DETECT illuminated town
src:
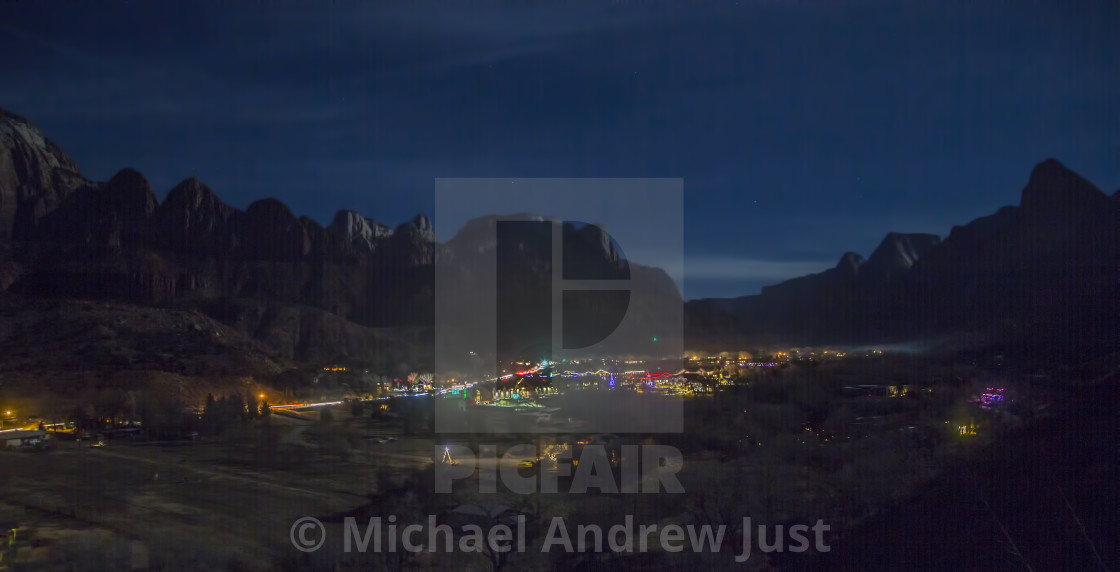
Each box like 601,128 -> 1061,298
0,1 -> 1115,569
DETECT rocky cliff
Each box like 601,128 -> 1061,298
0,107 -> 679,372
4,106 -> 1115,368
0,108 -> 89,240
0,107 -> 437,369
686,158 -> 1120,354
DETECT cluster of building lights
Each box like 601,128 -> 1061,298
979,387 -> 1005,406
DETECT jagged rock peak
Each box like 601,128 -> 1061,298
246,197 -> 297,220
0,108 -> 28,123
836,251 -> 865,275
566,222 -> 623,264
1020,158 -> 1106,212
164,177 -> 225,209
399,213 -> 435,242
329,209 -> 393,253
104,168 -> 159,224
445,213 -> 547,247
31,167 -> 157,247
0,107 -> 81,175
867,232 -> 941,270
411,213 -> 434,240
243,198 -> 308,260
106,168 -> 153,196
153,176 -> 239,253
947,205 -> 1018,243
0,108 -> 88,238
380,213 -> 435,266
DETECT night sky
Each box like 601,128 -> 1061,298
2,0 -> 1116,299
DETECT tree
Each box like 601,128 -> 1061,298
230,393 -> 247,421
201,396 -> 222,436
259,400 -> 271,419
136,389 -> 189,440
201,394 -> 241,437
246,393 -> 259,420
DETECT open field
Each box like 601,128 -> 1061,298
0,410 -> 435,571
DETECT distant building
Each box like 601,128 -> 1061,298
0,429 -> 50,450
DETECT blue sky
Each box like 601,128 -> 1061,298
2,0 -> 1116,299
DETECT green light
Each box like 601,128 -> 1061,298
652,337 -> 658,342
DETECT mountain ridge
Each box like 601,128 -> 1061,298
0,107 -> 679,372
0,107 -> 439,370
3,106 -> 1116,369
685,157 -> 1120,356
